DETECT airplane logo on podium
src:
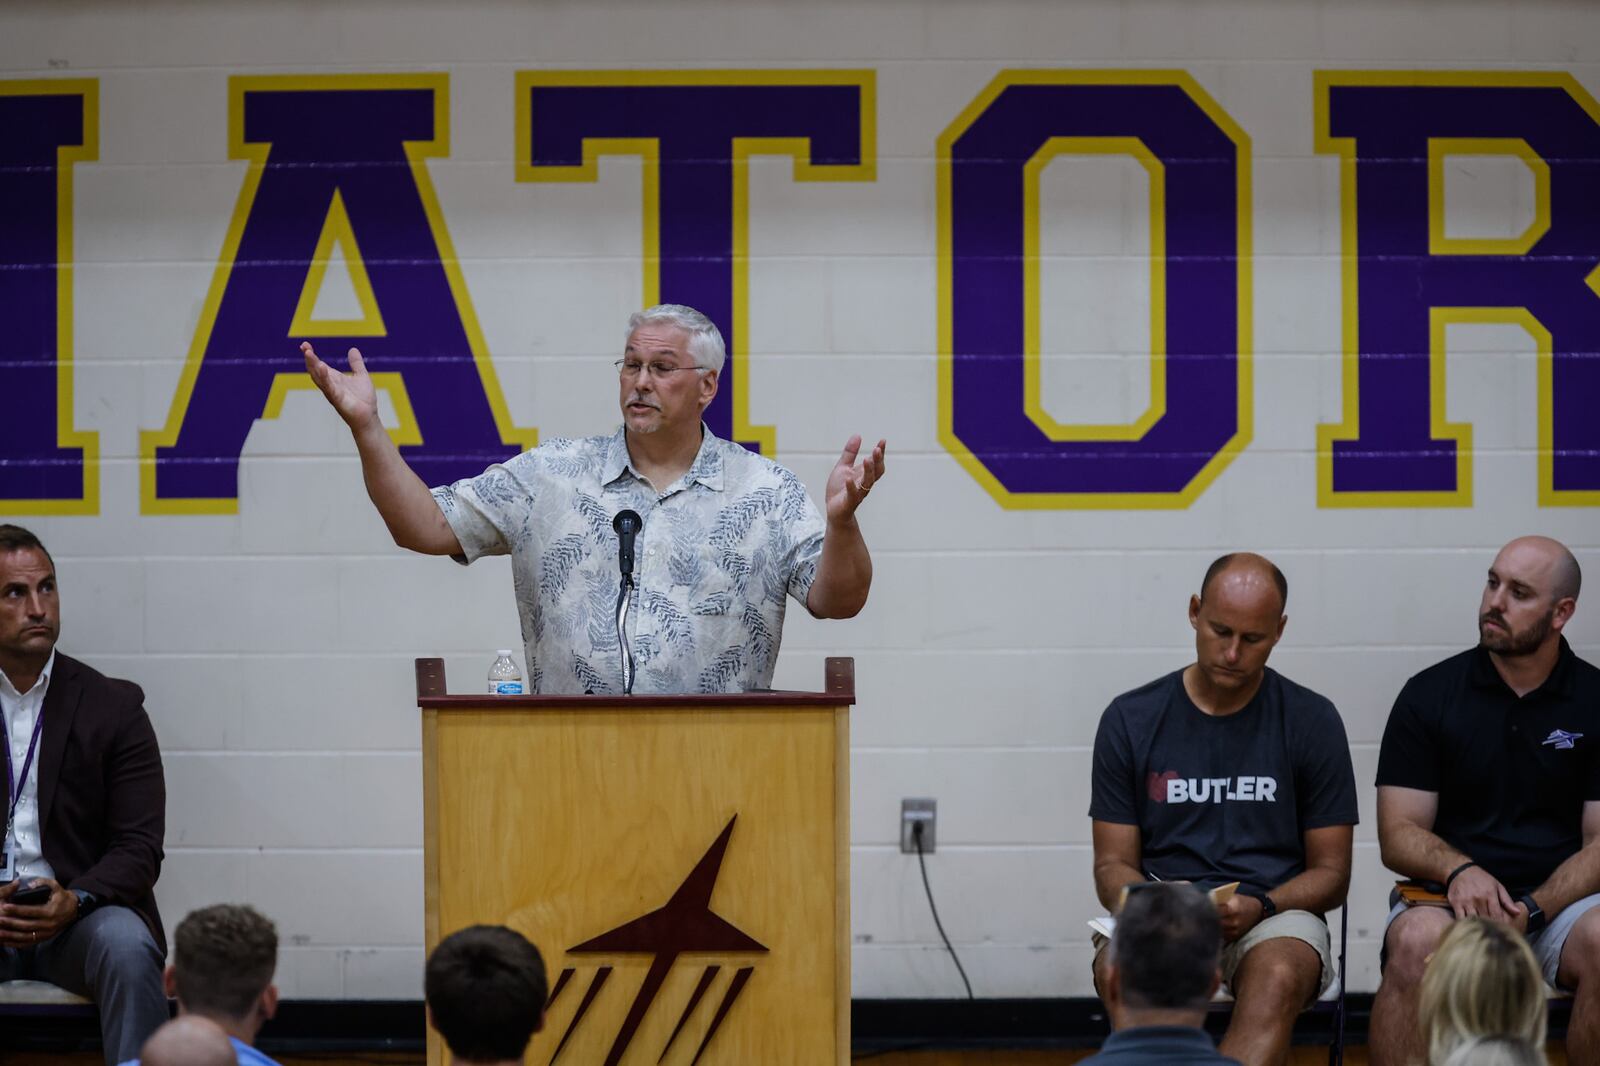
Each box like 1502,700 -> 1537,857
545,815 -> 768,1065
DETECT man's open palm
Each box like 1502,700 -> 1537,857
302,341 -> 379,432
825,435 -> 886,525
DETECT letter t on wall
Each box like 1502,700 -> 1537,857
516,71 -> 876,455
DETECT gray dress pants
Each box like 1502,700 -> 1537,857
0,905 -> 169,1065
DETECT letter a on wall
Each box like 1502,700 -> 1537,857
515,70 -> 875,455
141,75 -> 535,514
0,81 -> 99,515
938,71 -> 1252,508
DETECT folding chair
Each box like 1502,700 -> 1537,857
1321,905 -> 1349,1066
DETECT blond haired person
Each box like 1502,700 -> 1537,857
1420,918 -> 1547,1066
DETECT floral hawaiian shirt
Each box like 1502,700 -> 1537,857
432,425 -> 825,694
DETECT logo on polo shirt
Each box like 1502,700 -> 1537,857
1147,771 -> 1278,803
1541,729 -> 1584,750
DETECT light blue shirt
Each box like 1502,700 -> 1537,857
433,425 -> 825,694
231,1038 -> 280,1066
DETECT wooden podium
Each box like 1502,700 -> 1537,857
416,657 -> 855,1065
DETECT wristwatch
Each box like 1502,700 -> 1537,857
71,889 -> 99,921
1519,895 -> 1546,936
1243,889 -> 1278,920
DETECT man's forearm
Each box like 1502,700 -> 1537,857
1380,819 -> 1472,883
73,838 -> 163,903
1532,842 -> 1600,916
83,710 -> 166,903
352,420 -> 459,555
807,517 -> 871,618
1265,864 -> 1349,916
1093,860 -> 1146,912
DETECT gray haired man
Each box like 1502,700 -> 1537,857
302,304 -> 886,694
1085,882 -> 1241,1065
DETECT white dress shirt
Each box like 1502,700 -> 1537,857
1,649 -> 57,880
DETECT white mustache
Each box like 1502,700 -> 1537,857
626,395 -> 661,410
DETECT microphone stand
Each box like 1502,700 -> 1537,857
615,572 -> 636,696
612,509 -> 643,695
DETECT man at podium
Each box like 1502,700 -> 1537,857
302,303 -> 884,694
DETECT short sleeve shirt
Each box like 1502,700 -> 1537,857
431,425 -> 825,694
1375,639 -> 1600,896
1089,668 -> 1360,896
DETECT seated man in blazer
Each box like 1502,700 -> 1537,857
0,524 -> 168,1064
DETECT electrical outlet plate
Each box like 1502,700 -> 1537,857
900,797 -> 936,854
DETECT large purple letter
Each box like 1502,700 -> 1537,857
142,74 -> 534,514
1317,73 -> 1600,506
938,72 -> 1251,508
0,81 -> 98,514
517,71 -> 875,454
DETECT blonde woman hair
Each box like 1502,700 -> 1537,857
1420,918 -> 1547,1066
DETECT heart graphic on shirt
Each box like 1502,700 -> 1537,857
1147,770 -> 1178,804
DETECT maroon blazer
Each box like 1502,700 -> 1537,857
36,653 -> 167,954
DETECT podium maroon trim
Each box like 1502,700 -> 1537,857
414,656 -> 855,707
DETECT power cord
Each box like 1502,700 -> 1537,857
912,819 -> 973,999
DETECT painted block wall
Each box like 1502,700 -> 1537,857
2,0 -> 1597,1000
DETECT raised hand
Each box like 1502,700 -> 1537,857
824,435 -> 886,526
302,341 -> 380,432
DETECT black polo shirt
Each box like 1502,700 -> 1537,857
1375,637 -> 1600,897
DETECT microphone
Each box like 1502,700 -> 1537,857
612,510 -> 643,695
613,509 -> 642,580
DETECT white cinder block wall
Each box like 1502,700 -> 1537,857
3,0 -> 1596,1000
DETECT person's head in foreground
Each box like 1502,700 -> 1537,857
1105,881 -> 1223,1027
1441,1035 -> 1548,1066
425,925 -> 548,1064
170,904 -> 279,1041
138,1015 -> 238,1066
1420,918 -> 1546,1066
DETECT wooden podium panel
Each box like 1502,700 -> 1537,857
419,660 -> 852,1065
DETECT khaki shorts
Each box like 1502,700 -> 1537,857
1093,909 -> 1335,1002
1220,910 -> 1335,1000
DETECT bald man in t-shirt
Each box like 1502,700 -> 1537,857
1089,553 -> 1358,1066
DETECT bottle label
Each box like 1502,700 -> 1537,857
494,681 -> 524,695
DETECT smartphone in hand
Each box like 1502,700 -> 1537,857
8,879 -> 53,906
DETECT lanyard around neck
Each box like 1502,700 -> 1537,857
3,699 -> 48,839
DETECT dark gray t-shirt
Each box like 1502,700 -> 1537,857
1088,667 -> 1359,895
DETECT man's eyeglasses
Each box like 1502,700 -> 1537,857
614,359 -> 705,379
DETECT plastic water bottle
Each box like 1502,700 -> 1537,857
487,650 -> 524,695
